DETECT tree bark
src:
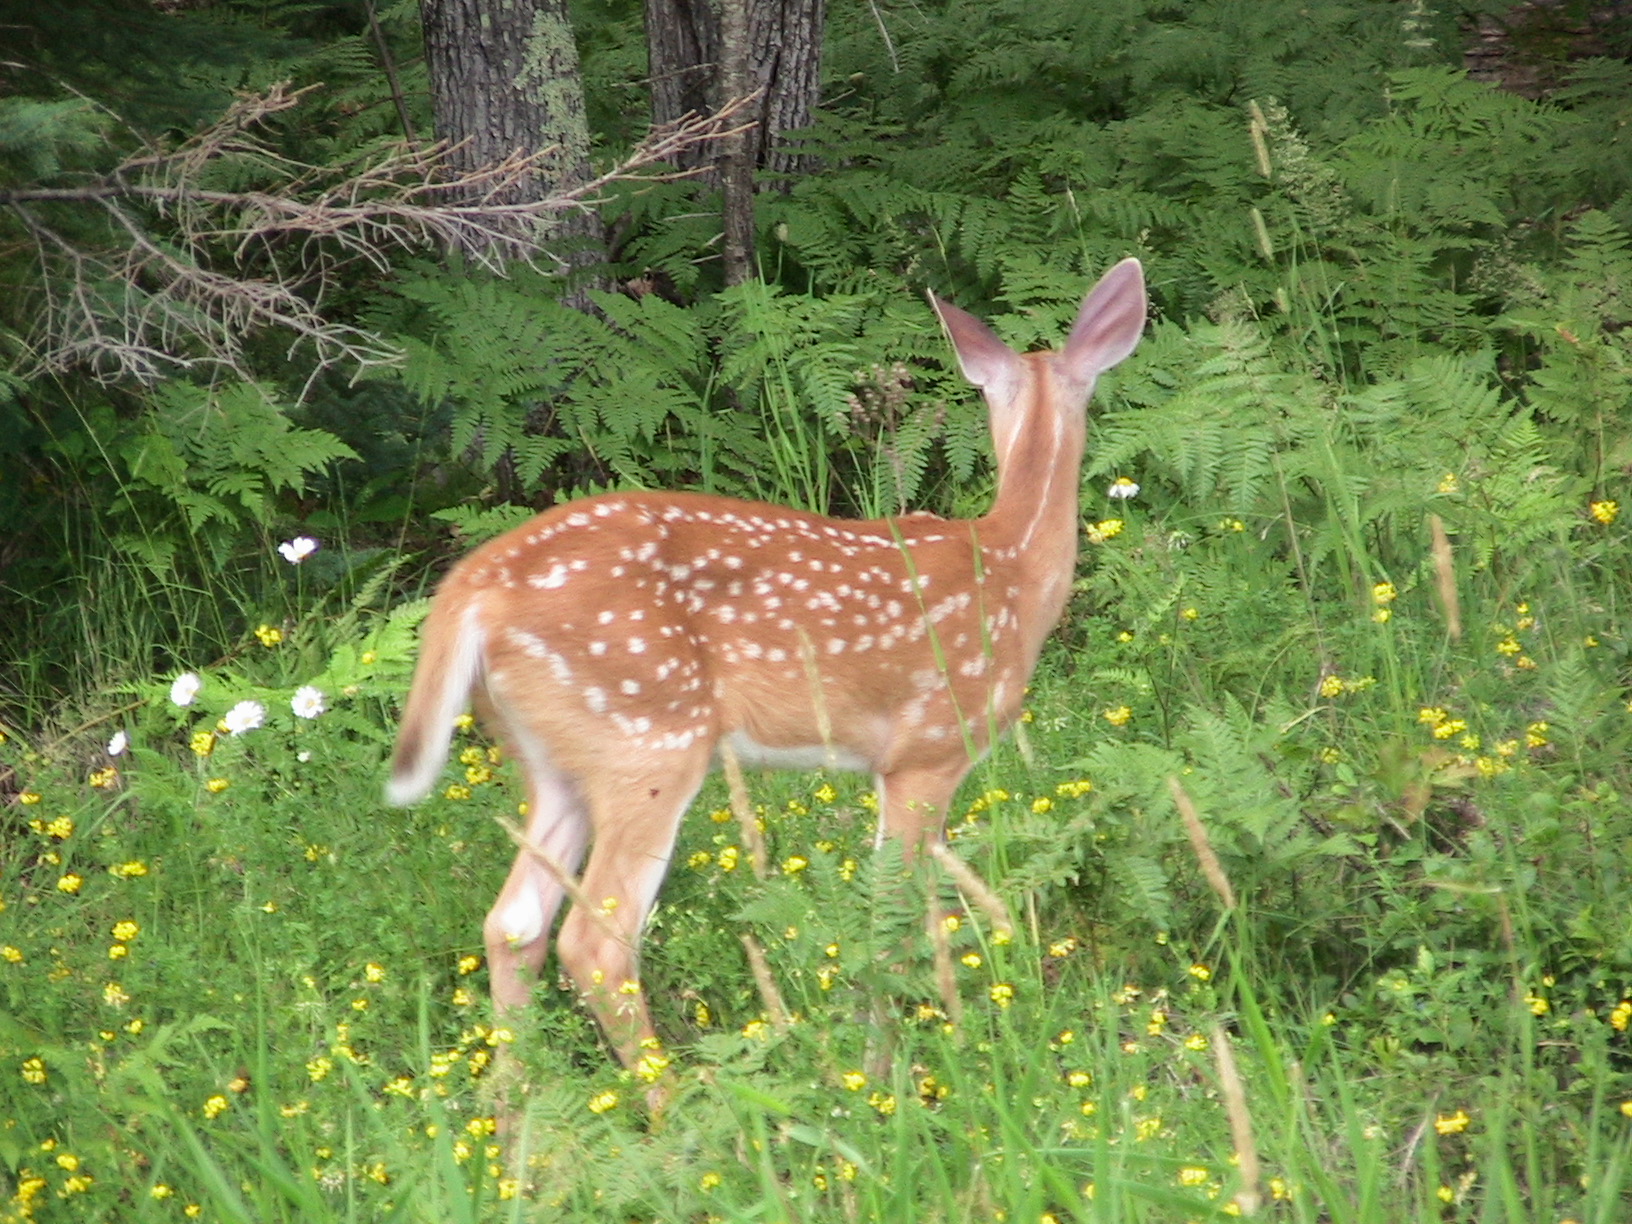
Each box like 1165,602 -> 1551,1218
717,0 -> 755,284
646,0 -> 719,168
644,0 -> 825,182
747,0 -> 824,181
420,0 -> 603,271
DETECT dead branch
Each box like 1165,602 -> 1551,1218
1,82 -> 755,384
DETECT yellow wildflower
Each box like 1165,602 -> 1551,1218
1434,1109 -> 1470,1135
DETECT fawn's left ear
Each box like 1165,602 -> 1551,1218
1063,257 -> 1147,379
930,291 -> 1023,409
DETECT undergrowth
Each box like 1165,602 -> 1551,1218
6,0 -> 1632,1219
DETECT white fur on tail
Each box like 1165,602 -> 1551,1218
384,600 -> 484,807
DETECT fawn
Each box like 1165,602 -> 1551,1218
386,258 -> 1147,1073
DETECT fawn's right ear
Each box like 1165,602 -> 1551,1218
930,292 -> 1023,408
1063,258 -> 1147,377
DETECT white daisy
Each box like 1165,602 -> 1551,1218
170,672 -> 203,707
222,700 -> 266,735
278,536 -> 319,565
291,686 -> 327,720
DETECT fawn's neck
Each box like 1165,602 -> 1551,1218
976,361 -> 1090,647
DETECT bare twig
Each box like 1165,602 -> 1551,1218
363,0 -> 418,146
928,841 -> 1015,939
926,896 -> 964,1026
718,737 -> 769,879
1211,1025 -> 1262,1215
1,83 -> 754,383
740,933 -> 790,1031
496,815 -> 629,950
1429,513 -> 1461,641
1170,777 -> 1237,911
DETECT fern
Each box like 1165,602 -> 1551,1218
120,380 -> 357,531
1092,319 -> 1303,519
1107,852 -> 1175,931
429,503 -> 538,544
1500,211 -> 1632,484
1459,416 -> 1577,571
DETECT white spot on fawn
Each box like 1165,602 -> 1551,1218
527,563 -> 569,589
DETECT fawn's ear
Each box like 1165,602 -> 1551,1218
931,292 -> 1023,407
1063,257 -> 1147,378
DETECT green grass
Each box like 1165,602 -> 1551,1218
6,206 -> 1632,1219
7,6 -> 1632,1218
4,500 -> 1632,1223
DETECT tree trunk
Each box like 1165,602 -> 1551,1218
644,0 -> 825,181
748,0 -> 824,181
718,0 -> 755,284
420,0 -> 604,272
646,0 -> 719,170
